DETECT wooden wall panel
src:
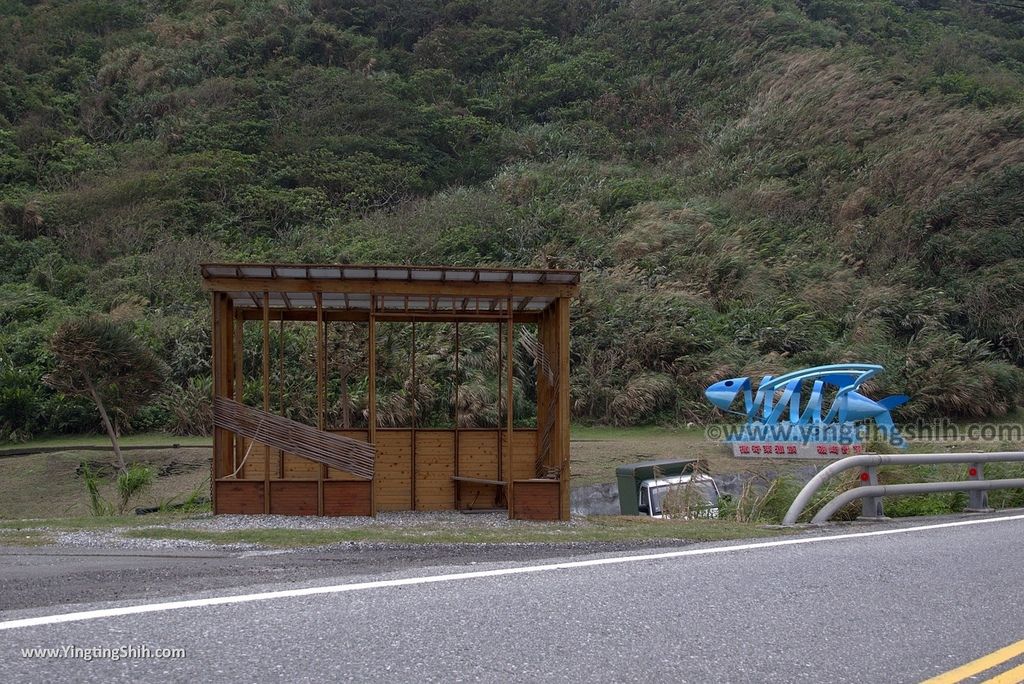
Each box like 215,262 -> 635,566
457,430 -> 500,509
215,481 -> 264,514
507,430 -> 538,481
241,434 -> 374,481
237,438 -> 280,480
415,430 -> 454,511
375,430 -> 412,511
224,429 -> 535,515
281,452 -> 320,479
512,480 -> 560,520
328,430 -> 369,480
270,481 -> 318,515
323,481 -> 372,516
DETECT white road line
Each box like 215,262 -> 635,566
2,513 -> 1022,631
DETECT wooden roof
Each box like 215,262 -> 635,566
201,263 -> 580,320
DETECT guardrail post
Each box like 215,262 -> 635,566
966,462 -> 994,513
858,465 -> 887,520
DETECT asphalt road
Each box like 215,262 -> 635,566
0,541 -> 656,612
1,515 -> 1023,683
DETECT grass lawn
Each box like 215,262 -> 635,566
0,528 -> 54,546
0,448 -> 210,519
569,424 -> 794,487
0,432 -> 211,450
0,512 -> 200,531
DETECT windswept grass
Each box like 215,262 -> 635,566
0,433 -> 212,450
0,528 -> 53,546
0,512 -> 201,531
124,517 -> 786,548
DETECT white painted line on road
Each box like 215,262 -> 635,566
2,513 -> 1023,631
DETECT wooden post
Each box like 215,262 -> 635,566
535,310 -> 555,477
496,320 -> 503,508
410,321 -> 416,511
506,298 -> 514,518
368,296 -> 377,516
233,314 -> 243,475
453,321 -> 460,510
211,292 -> 235,512
278,315 -> 285,416
556,297 -> 571,521
262,292 -> 271,514
278,314 -> 285,477
316,291 -> 325,516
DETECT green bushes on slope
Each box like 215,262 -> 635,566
1,0 -> 1024,439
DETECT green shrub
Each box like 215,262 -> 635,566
116,463 -> 153,515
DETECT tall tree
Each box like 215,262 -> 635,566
44,316 -> 167,471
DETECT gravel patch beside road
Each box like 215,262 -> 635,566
172,511 -> 585,531
24,511 -> 591,552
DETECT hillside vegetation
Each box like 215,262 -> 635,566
2,0 -> 1024,440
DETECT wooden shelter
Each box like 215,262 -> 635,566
202,263 -> 579,520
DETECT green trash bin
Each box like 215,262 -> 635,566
616,459 -> 698,516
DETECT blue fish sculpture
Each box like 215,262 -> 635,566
705,364 -> 909,448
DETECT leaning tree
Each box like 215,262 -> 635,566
44,316 -> 167,472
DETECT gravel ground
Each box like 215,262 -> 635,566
52,529 -> 259,551
172,511 -> 587,531
34,511 -> 591,552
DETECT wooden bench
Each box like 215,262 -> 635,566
451,476 -> 507,486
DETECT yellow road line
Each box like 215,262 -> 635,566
981,662 -> 1024,684
923,639 -> 1024,684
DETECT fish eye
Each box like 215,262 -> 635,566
724,381 -> 733,387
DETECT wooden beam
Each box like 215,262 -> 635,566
203,276 -> 578,299
237,310 -> 543,324
452,476 -> 507,486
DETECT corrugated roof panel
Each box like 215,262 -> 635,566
239,266 -> 273,278
444,270 -> 475,281
511,272 -> 542,283
478,271 -> 509,282
342,267 -> 375,279
377,268 -> 409,280
308,267 -> 341,279
411,269 -> 443,280
276,266 -> 307,278
408,297 -> 429,310
205,266 -> 237,277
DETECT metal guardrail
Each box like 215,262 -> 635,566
782,451 -> 1024,526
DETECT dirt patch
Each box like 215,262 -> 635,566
570,431 -> 799,487
0,448 -> 211,519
